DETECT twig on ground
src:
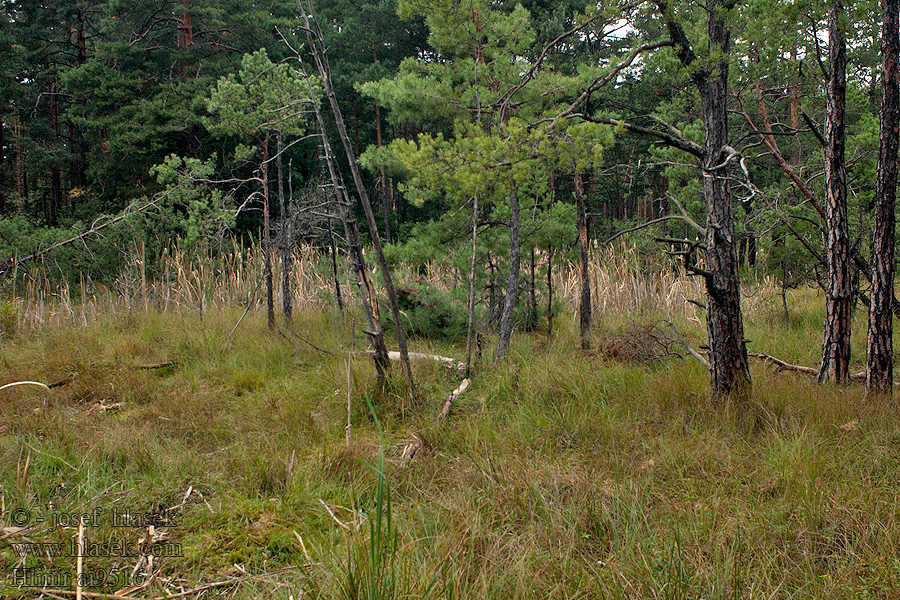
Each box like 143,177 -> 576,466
317,498 -> 351,531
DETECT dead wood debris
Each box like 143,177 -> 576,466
590,323 -> 683,365
402,377 -> 472,465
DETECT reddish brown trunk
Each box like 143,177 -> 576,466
820,0 -> 852,384
177,1 -> 193,50
867,0 -> 900,395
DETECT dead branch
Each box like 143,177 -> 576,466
357,350 -> 464,371
11,196 -> 163,271
666,323 -> 710,371
747,351 -> 818,376
402,376 -> 472,464
438,378 -> 471,421
136,361 -> 178,370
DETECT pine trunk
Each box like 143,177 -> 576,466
866,0 -> 900,395
0,112 -> 5,214
277,131 -> 292,328
701,1 -> 750,398
575,171 -> 591,350
465,195 -> 479,375
495,186 -> 521,364
820,0 -> 852,384
15,113 -> 24,200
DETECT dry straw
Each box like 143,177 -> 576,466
8,242 -> 775,334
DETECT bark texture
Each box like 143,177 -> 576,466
866,0 -> 900,394
657,0 -> 750,398
574,171 -> 592,351
820,0 -> 852,384
494,186 -> 521,364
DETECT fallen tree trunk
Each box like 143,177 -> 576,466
747,352 -> 819,376
357,350 -> 464,371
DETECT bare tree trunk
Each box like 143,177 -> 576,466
575,170 -> 591,350
547,246 -> 553,341
700,3 -> 749,398
867,0 -> 900,395
527,247 -> 537,331
656,0 -> 750,398
305,71 -> 388,378
277,131 -> 293,328
820,0 -> 852,384
47,66 -> 62,226
262,131 -> 275,331
374,83 -> 391,243
495,186 -> 521,364
0,112 -> 4,214
328,218 -> 345,313
300,0 -> 419,403
465,195 -> 479,375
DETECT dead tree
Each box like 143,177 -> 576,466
298,0 -> 420,403
297,56 -> 390,380
866,0 -> 900,395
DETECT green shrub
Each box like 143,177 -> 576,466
386,281 -> 468,341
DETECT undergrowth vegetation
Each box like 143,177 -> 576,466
0,247 -> 897,598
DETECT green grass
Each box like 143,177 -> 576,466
0,292 -> 898,598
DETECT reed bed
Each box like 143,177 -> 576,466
7,242 -> 777,335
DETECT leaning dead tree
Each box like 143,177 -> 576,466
297,0 -> 420,403
284,34 -> 391,380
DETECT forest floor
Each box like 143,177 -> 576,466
0,291 -> 898,599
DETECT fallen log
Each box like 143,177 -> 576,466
747,352 -> 819,376
358,350 -> 464,371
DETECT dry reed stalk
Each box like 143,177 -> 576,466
10,242 -> 778,334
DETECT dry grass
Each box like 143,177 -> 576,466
8,242 -> 778,338
0,259 -> 897,598
12,242 -> 331,333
